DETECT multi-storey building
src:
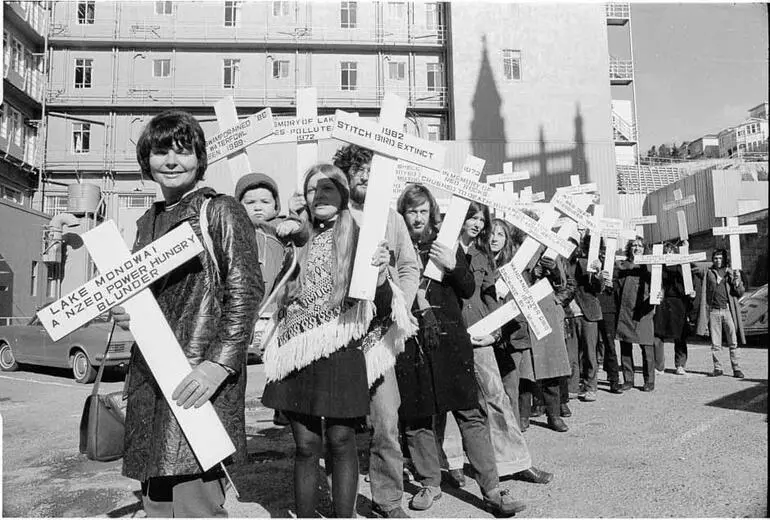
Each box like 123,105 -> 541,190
718,117 -> 768,158
1,1 -> 50,323
686,134 -> 720,159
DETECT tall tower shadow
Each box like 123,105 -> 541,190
470,35 -> 506,180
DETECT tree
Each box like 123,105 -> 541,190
647,146 -> 657,157
657,144 -> 671,158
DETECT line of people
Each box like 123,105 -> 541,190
110,111 -> 750,518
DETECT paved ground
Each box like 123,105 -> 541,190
1,339 -> 767,517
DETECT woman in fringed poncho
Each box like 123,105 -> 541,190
261,163 -> 403,518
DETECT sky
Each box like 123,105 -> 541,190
618,2 -> 768,152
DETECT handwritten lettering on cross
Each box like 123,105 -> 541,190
486,163 -> 529,219
662,188 -> 699,294
423,155 -> 485,282
635,245 -> 708,302
629,214 -> 657,239
36,221 -> 235,471
331,94 -> 446,300
712,217 -> 758,271
210,97 -> 275,189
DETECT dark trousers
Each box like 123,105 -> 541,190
564,318 -> 580,394
620,341 -> 655,386
598,316 -> 620,384
653,337 -> 688,370
404,408 -> 499,494
141,472 -> 227,518
577,317 -> 600,392
521,378 -> 561,420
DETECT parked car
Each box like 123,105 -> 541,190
0,314 -> 133,383
740,284 -> 768,338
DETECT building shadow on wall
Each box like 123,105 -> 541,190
470,35 -> 506,181
468,36 -> 592,195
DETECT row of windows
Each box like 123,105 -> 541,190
737,123 -> 765,137
70,58 -> 448,90
75,1 -> 441,30
2,30 -> 44,95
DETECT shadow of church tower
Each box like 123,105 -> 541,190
470,35 -> 507,181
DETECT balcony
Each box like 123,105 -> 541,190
605,3 -> 630,25
46,84 -> 449,111
5,1 -> 48,41
612,110 -> 637,144
609,57 -> 634,85
49,21 -> 447,49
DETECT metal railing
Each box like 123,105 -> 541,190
605,3 -> 630,20
0,317 -> 31,326
609,57 -> 634,81
612,110 -> 637,142
50,20 -> 447,46
616,164 -> 684,194
7,1 -> 48,37
46,84 -> 449,109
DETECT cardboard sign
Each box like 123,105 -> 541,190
531,191 -> 546,202
344,95 -> 412,300
332,110 -> 445,171
207,107 -> 274,165
423,155 -> 485,281
38,222 -> 203,341
391,161 -> 425,202
499,263 -> 552,340
586,205 -> 604,272
713,217 -> 757,271
630,215 -> 657,226
79,220 -> 236,471
662,193 -> 696,211
552,191 -> 599,232
486,170 -> 530,185
469,278 -> 552,337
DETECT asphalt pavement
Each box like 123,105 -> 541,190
1,339 -> 767,517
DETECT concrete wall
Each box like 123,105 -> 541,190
446,3 -> 619,213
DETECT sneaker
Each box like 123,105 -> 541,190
446,468 -> 466,488
577,386 -> 587,400
560,403 -> 572,417
675,366 -> 687,375
372,505 -> 410,518
609,382 -> 624,394
582,390 -> 597,402
483,488 -> 527,517
709,368 -> 724,377
409,486 -> 441,511
655,368 -> 665,375
734,370 -> 745,379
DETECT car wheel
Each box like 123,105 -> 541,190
0,342 -> 19,372
71,349 -> 97,384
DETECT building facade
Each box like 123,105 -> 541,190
686,134 -> 719,159
1,1 -> 49,322
718,117 -> 768,158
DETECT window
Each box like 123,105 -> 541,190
46,264 -> 61,299
119,194 -> 155,209
272,1 -> 291,16
72,123 -> 91,154
77,0 -> 95,24
155,1 -> 172,15
340,2 -> 357,28
13,40 -> 23,73
503,49 -> 521,81
0,104 -> 6,139
153,59 -> 171,78
12,111 -> 23,147
74,58 -> 93,88
224,1 -> 242,27
30,261 -> 38,297
388,2 -> 405,20
340,61 -> 357,91
388,61 -> 405,80
1,186 -> 24,205
223,59 -> 240,89
3,32 -> 9,75
272,60 -> 290,79
426,63 -> 442,91
427,123 -> 441,142
45,194 -> 69,214
425,3 -> 438,30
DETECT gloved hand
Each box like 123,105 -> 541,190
110,305 -> 131,331
172,360 -> 230,409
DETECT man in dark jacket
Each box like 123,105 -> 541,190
395,184 -> 525,517
698,249 -> 746,378
112,111 -> 264,517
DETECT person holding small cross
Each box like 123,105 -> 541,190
695,248 -> 747,378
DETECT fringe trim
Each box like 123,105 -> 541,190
263,299 -> 375,383
364,280 -> 419,387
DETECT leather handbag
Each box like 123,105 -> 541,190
78,322 -> 126,462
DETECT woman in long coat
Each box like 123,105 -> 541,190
615,237 -> 657,391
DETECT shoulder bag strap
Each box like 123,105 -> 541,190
91,321 -> 116,396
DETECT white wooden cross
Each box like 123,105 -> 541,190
663,188 -> 699,295
635,245 -> 707,303
486,162 -> 529,219
331,94 -> 446,300
210,97 -> 275,188
37,221 -> 236,471
713,217 -> 758,271
423,155 -> 486,281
